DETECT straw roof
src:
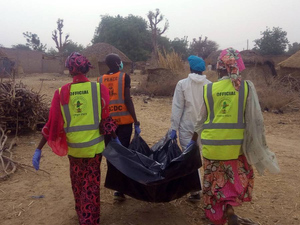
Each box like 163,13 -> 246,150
240,50 -> 265,65
278,50 -> 300,69
82,43 -> 132,63
205,50 -> 222,65
206,50 -> 267,66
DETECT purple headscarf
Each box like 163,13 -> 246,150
65,52 -> 92,75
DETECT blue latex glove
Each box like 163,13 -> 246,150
32,149 -> 41,170
134,123 -> 141,135
170,129 -> 177,139
111,136 -> 121,145
186,140 -> 196,149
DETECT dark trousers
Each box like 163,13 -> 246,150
104,123 -> 133,148
104,123 -> 133,194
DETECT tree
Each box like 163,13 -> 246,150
22,32 -> 47,52
189,36 -> 219,59
47,47 -> 58,55
287,42 -> 300,55
157,36 -> 171,52
11,44 -> 31,51
52,19 -> 70,74
170,37 -> 189,59
92,14 -> 152,61
64,41 -> 84,56
147,9 -> 169,62
253,27 -> 289,55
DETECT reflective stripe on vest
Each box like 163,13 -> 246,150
67,135 -> 104,148
63,82 -> 100,133
203,81 -> 245,145
99,72 -> 134,124
60,82 -> 104,151
201,80 -> 248,160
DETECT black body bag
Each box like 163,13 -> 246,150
103,134 -> 202,202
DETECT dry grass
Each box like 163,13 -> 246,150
157,49 -> 185,73
133,65 -> 300,112
133,50 -> 186,96
242,67 -> 300,112
255,76 -> 300,112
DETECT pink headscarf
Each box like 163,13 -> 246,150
217,47 -> 245,91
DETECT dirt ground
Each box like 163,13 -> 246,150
1,73 -> 300,225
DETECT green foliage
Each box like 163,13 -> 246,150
11,44 -> 31,51
92,14 -> 152,61
46,47 -> 58,55
64,40 -> 84,56
22,32 -> 47,52
157,36 -> 171,52
253,27 -> 289,55
189,36 -> 219,59
287,42 -> 300,55
170,37 -> 189,59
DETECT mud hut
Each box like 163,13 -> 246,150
240,50 -> 277,77
0,49 -> 15,78
278,50 -> 300,78
82,43 -> 132,77
205,50 -> 221,70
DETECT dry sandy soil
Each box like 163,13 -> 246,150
1,73 -> 300,225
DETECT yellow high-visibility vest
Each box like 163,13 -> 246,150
201,79 -> 248,160
98,72 -> 134,125
59,82 -> 104,158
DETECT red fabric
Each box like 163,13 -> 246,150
69,154 -> 102,225
203,155 -> 254,224
42,75 -> 111,156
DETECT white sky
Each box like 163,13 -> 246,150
1,0 -> 300,52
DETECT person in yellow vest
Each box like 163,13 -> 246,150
32,52 -> 119,225
98,53 -> 140,201
188,48 -> 280,225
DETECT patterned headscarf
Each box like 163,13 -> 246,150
217,47 -> 245,91
65,52 -> 92,75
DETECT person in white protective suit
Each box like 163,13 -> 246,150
170,55 -> 211,202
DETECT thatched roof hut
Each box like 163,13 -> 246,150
278,50 -> 300,69
205,50 -> 222,67
82,43 -> 132,77
240,50 -> 265,65
278,50 -> 300,78
206,49 -> 277,76
207,50 -> 265,66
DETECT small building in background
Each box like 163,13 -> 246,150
82,43 -> 132,77
0,48 -> 15,78
0,47 -> 62,74
278,50 -> 300,78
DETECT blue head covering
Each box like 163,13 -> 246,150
188,55 -> 206,72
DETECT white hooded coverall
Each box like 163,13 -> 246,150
171,73 -> 211,150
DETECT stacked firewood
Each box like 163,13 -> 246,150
0,81 -> 49,133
